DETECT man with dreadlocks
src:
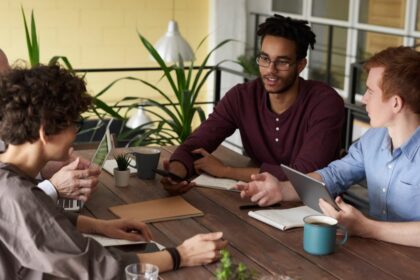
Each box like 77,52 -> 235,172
161,14 -> 345,194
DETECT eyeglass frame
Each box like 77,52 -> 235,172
256,54 -> 297,71
72,118 -> 84,133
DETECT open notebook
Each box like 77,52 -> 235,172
109,196 -> 203,223
192,173 -> 241,192
249,206 -> 322,231
83,233 -> 164,250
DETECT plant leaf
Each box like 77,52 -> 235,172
191,39 -> 234,95
49,56 -> 74,71
137,32 -> 178,95
21,7 -> 35,66
92,98 -> 124,119
30,10 -> 40,66
196,106 -> 206,122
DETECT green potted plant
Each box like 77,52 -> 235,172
21,7 -> 233,146
101,34 -> 234,146
113,153 -> 132,187
21,7 -> 125,122
216,249 -> 256,280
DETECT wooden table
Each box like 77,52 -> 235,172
79,146 -> 420,279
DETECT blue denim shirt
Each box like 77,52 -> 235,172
318,127 -> 420,221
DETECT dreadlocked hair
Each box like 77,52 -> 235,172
257,14 -> 316,60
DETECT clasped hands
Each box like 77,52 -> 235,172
42,149 -> 101,201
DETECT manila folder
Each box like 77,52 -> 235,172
109,196 -> 203,223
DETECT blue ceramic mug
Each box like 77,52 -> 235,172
303,215 -> 347,256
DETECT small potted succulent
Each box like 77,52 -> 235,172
113,153 -> 132,187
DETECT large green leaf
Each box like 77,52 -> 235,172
191,39 -> 235,95
30,10 -> 39,65
92,98 -> 124,119
137,33 -> 178,95
120,33 -> 233,145
21,7 -> 40,67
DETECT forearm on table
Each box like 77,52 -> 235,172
363,220 -> 420,247
76,215 -> 103,234
137,250 -> 173,273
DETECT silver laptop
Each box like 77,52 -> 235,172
58,120 -> 114,211
280,164 -> 339,213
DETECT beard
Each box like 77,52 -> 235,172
262,69 -> 299,94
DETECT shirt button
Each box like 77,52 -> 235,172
275,138 -> 279,142
388,164 -> 393,169
275,118 -> 279,122
382,188 -> 386,193
276,127 -> 279,131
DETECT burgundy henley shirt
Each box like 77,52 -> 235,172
171,77 -> 345,181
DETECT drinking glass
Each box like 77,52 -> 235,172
125,263 -> 159,280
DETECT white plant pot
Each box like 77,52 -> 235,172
114,168 -> 130,187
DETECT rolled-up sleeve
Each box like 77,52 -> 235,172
318,138 -> 366,197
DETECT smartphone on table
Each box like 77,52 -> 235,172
153,168 -> 186,182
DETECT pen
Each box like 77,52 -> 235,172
239,203 -> 281,210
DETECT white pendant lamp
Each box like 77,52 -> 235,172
126,105 -> 152,129
154,1 -> 195,63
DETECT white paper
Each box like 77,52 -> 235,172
249,206 -> 322,231
103,159 -> 137,176
83,233 -> 165,250
192,173 -> 242,192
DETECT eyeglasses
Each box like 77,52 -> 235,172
73,118 -> 84,133
256,55 -> 295,71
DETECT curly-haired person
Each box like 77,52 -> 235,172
0,48 -> 100,203
0,65 -> 227,279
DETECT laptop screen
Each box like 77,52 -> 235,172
91,130 -> 111,167
90,120 -> 114,168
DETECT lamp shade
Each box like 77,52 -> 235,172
154,20 -> 195,63
126,106 -> 152,129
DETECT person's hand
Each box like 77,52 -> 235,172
50,157 -> 101,201
319,196 -> 371,237
177,232 -> 228,267
41,147 -> 78,179
160,160 -> 195,195
96,218 -> 153,242
234,172 -> 283,206
192,148 -> 228,178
